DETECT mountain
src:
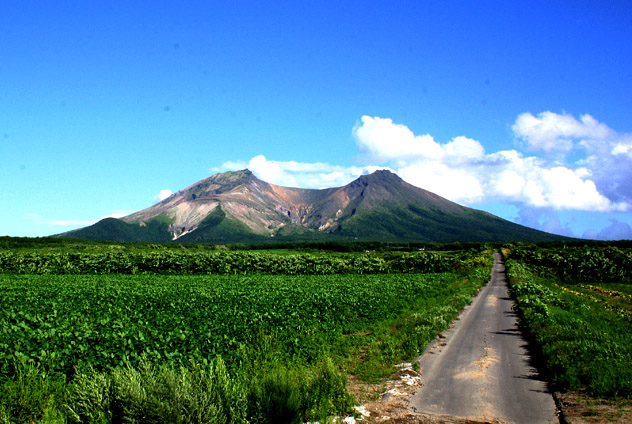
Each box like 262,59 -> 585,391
60,169 -> 565,243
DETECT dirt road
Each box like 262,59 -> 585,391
409,252 -> 558,423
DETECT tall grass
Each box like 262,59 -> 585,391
0,359 -> 66,424
246,358 -> 352,424
61,354 -> 352,424
67,357 -> 248,424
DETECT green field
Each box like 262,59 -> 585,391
0,243 -> 492,423
0,273 -> 482,376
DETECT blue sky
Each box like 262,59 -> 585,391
2,1 -> 631,240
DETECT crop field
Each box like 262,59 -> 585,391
0,243 -> 492,423
505,244 -> 632,399
0,273 -> 481,377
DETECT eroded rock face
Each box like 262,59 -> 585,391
120,169 -> 393,240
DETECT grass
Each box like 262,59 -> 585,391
1,354 -> 353,424
67,357 -> 249,424
0,360 -> 66,424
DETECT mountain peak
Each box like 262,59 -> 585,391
354,169 -> 402,185
176,169 -> 260,198
206,168 -> 256,184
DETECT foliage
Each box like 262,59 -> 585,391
505,249 -> 632,398
0,272 -> 486,378
508,244 -> 632,283
245,358 -> 353,424
0,248 -> 491,275
0,359 -> 66,424
0,235 -> 499,253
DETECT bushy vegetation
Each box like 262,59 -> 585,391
1,356 -> 351,424
505,245 -> 632,398
0,248 -> 488,275
508,244 -> 632,283
66,357 -> 248,424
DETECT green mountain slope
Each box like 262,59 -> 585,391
337,204 -> 559,242
62,216 -> 173,243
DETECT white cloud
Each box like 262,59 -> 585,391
444,136 -> 486,162
352,115 -> 629,211
353,116 -> 486,166
489,156 -> 627,212
155,189 -> 173,201
353,116 -> 444,161
350,116 -> 491,204
248,155 -> 290,186
537,167 -> 612,211
494,170 -> 526,198
513,111 -> 613,153
215,154 -> 385,189
513,112 -> 632,206
398,162 -> 484,204
485,153 -> 613,209
612,138 -> 632,158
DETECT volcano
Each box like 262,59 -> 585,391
60,169 -> 564,243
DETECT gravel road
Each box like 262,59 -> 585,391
409,252 -> 558,423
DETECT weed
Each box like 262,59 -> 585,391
0,359 -> 66,424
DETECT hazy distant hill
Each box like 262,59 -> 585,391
60,169 -> 565,243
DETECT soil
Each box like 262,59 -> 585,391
345,359 -> 632,424
555,391 -> 632,424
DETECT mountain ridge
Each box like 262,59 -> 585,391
60,169 -> 567,243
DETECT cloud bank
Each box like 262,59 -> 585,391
353,114 -> 630,212
512,111 -> 614,153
